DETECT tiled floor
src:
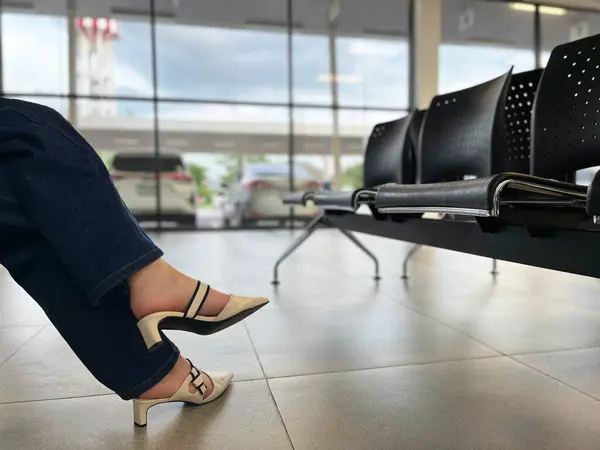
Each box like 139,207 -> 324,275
3,230 -> 600,449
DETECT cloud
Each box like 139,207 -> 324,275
439,43 -> 535,94
2,13 -> 68,94
158,103 -> 289,123
113,63 -> 155,97
348,40 -> 403,57
2,14 -> 410,110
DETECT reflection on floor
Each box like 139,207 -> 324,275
3,230 -> 600,449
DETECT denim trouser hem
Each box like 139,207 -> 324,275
118,345 -> 180,400
88,247 -> 164,306
0,98 -> 182,401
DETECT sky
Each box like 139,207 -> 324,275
1,12 -> 537,114
0,12 -> 538,182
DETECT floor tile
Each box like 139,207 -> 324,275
515,347 -> 600,399
270,357 -> 600,450
221,230 -> 382,279
164,326 -> 264,382
0,270 -> 50,328
0,326 -> 41,366
311,234 -> 479,278
0,327 -> 111,403
380,267 -> 600,355
224,249 -> 336,285
494,262 -> 600,312
246,301 -> 497,378
3,230 -> 600,449
150,232 -> 230,283
279,231 -> 410,278
234,269 -> 394,310
0,380 -> 292,450
389,243 -> 600,314
0,326 -> 263,404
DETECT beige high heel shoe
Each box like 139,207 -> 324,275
137,281 -> 269,350
133,359 -> 233,427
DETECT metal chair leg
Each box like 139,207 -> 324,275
272,212 -> 324,285
491,258 -> 499,276
401,244 -> 422,279
338,228 -> 381,281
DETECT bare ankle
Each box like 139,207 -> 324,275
138,355 -> 214,400
128,258 -> 231,320
138,356 -> 189,399
128,259 -> 195,319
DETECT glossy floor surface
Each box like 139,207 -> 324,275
3,230 -> 600,449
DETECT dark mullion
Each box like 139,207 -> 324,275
287,0 -> 295,230
0,3 -> 4,96
408,0 -> 415,111
534,4 -> 542,69
149,0 -> 162,230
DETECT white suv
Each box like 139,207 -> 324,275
109,152 -> 197,227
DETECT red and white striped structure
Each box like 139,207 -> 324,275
77,17 -> 119,41
76,17 -> 119,118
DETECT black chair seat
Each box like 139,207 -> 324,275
283,189 -> 376,211
281,112 -> 420,214
375,173 -> 587,217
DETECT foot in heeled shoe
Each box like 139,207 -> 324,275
138,355 -> 214,400
129,258 -> 237,320
135,280 -> 269,349
131,259 -> 268,348
133,356 -> 233,427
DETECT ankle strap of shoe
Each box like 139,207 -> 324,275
187,359 -> 207,395
184,281 -> 211,318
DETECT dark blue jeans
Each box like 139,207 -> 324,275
0,98 -> 179,400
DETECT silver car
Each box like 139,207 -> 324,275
221,162 -> 320,227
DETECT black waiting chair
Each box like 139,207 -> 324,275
375,68 -> 537,212
399,70 -> 514,276
301,34 -> 600,285
378,68 -> 543,276
375,36 -> 597,221
272,111 -> 424,284
284,110 -> 424,212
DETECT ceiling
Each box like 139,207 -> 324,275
4,0 -> 600,51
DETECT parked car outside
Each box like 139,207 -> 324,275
221,162 -> 321,227
109,151 -> 197,227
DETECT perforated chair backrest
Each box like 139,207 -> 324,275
363,111 -> 422,187
532,34 -> 600,178
418,70 -> 512,184
502,68 -> 544,173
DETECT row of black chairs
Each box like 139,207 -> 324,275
273,33 -> 600,284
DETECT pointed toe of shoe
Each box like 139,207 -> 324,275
216,295 -> 269,321
234,295 -> 269,310
204,371 -> 234,402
